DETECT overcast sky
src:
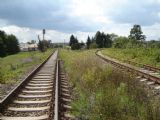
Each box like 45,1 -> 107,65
0,0 -> 160,43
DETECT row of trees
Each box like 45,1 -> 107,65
69,31 -> 113,50
69,24 -> 158,50
0,30 -> 20,57
86,31 -> 113,49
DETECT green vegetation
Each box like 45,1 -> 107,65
85,31 -> 113,49
70,24 -> 160,50
38,40 -> 52,52
102,48 -> 160,67
0,49 -> 53,84
59,49 -> 160,120
129,24 -> 146,42
0,30 -> 20,57
69,35 -> 85,50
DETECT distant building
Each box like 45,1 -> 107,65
20,43 -> 38,51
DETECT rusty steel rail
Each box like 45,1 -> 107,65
143,64 -> 160,72
96,50 -> 160,84
127,60 -> 160,73
0,50 -> 55,113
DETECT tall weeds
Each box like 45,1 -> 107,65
60,49 -> 160,120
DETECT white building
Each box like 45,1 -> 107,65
20,43 -> 38,51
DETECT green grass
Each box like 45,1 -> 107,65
101,48 -> 160,67
59,49 -> 160,120
0,49 -> 54,84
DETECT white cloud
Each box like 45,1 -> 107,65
101,23 -> 131,36
0,25 -> 94,43
0,0 -> 160,42
1,22 -> 160,44
143,23 -> 160,40
1,25 -> 37,42
68,0 -> 127,25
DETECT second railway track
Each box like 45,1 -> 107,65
96,50 -> 160,91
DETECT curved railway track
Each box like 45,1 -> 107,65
96,50 -> 160,91
0,50 -> 74,120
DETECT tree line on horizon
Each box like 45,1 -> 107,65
0,30 -> 20,57
69,24 -> 160,50
1,24 -> 160,57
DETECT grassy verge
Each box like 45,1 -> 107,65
101,48 -> 160,67
59,49 -> 160,120
0,49 -> 54,84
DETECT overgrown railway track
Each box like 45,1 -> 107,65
0,50 -> 74,120
96,50 -> 160,91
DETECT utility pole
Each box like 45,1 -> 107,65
43,29 -> 45,41
38,35 -> 40,41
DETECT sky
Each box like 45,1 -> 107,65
0,0 -> 160,43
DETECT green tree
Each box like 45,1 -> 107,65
86,36 -> 91,49
129,25 -> 146,41
0,31 -> 7,57
6,34 -> 20,55
38,40 -> 45,52
69,35 -> 80,50
0,31 -> 20,57
95,31 -> 112,48
113,37 -> 129,48
69,35 -> 78,46
95,31 -> 103,48
0,31 -> 7,40
0,38 -> 6,57
102,33 -> 112,48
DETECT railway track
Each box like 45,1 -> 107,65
0,50 -> 74,120
96,50 -> 160,91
